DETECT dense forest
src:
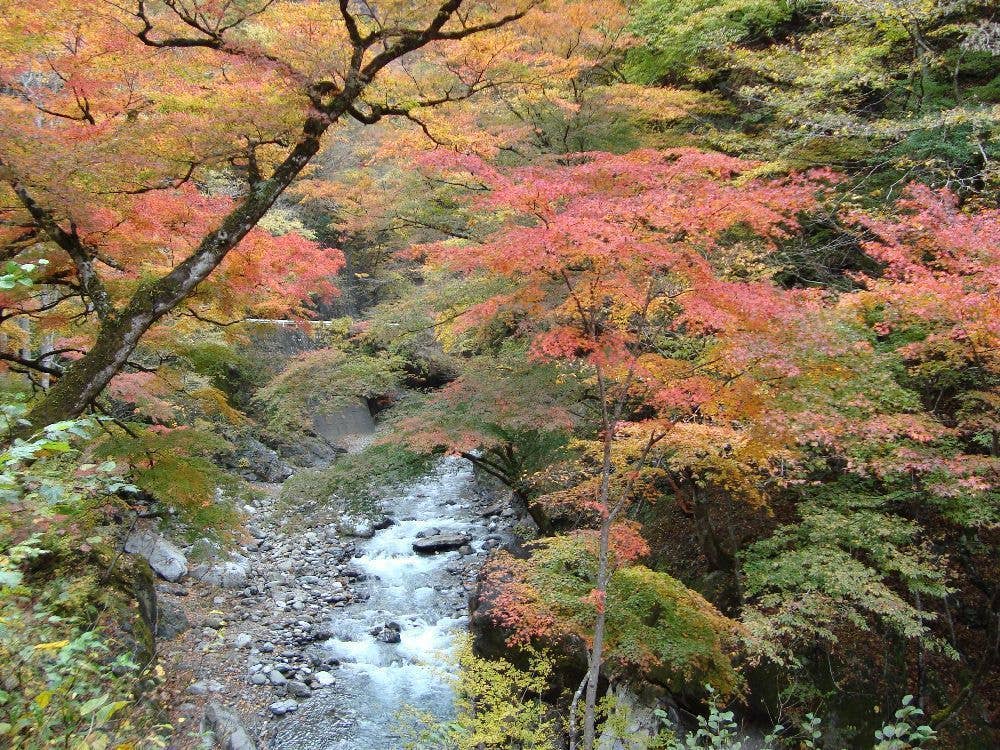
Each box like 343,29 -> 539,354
0,1 -> 997,749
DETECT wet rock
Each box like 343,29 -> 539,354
125,530 -> 188,582
412,533 -> 472,554
371,621 -> 402,644
205,701 -> 258,750
458,545 -> 474,556
373,516 -> 396,530
415,528 -> 441,539
309,623 -> 335,641
156,601 -> 190,640
481,500 -> 505,517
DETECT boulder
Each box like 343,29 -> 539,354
156,601 -> 190,640
269,699 -> 299,716
412,533 -> 472,554
336,513 -> 375,539
125,530 -> 188,582
371,622 -> 402,644
225,434 -> 293,484
205,702 -> 258,750
190,554 -> 251,589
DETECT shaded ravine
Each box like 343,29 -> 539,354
270,457 -> 497,749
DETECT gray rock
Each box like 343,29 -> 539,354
156,601 -> 190,639
205,701 -> 258,750
203,615 -> 226,630
125,530 -> 188,582
190,555 -> 251,589
286,680 -> 312,698
336,513 -> 375,539
187,679 -> 223,695
481,501 -> 505,517
232,633 -> 253,649
269,699 -> 299,716
267,669 -> 287,686
310,623 -> 335,641
250,673 -> 268,685
313,670 -> 335,687
412,533 -> 472,554
371,621 -> 402,644
224,433 -> 293,484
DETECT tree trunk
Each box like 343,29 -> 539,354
582,365 -> 615,750
17,113 -> 333,436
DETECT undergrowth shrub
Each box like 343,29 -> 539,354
0,412 -> 169,748
401,636 -> 559,750
278,442 -> 435,521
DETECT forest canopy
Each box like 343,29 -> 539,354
0,1 -> 997,749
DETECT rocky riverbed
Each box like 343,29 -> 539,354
152,456 -> 517,750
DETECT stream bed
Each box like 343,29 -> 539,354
270,457 -> 496,749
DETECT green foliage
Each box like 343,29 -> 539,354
0,413 -> 167,748
742,484 -> 950,662
254,347 -> 403,438
179,339 -> 267,405
94,425 -> 242,538
626,0 -> 794,84
653,691 -> 935,749
278,441 -> 434,520
401,636 -> 558,750
510,536 -> 740,695
626,0 -> 1000,195
0,258 -> 49,290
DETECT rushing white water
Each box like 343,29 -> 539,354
271,457 -> 490,750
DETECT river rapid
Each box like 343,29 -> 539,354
270,457 -> 497,749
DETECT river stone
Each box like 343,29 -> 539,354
336,513 -> 375,539
156,601 -> 190,639
188,679 -> 223,695
269,699 -> 299,716
125,530 -> 188,582
267,669 -> 287,686
190,555 -> 251,589
286,680 -> 312,698
205,701 -> 258,750
313,670 -> 335,687
412,533 -> 472,554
